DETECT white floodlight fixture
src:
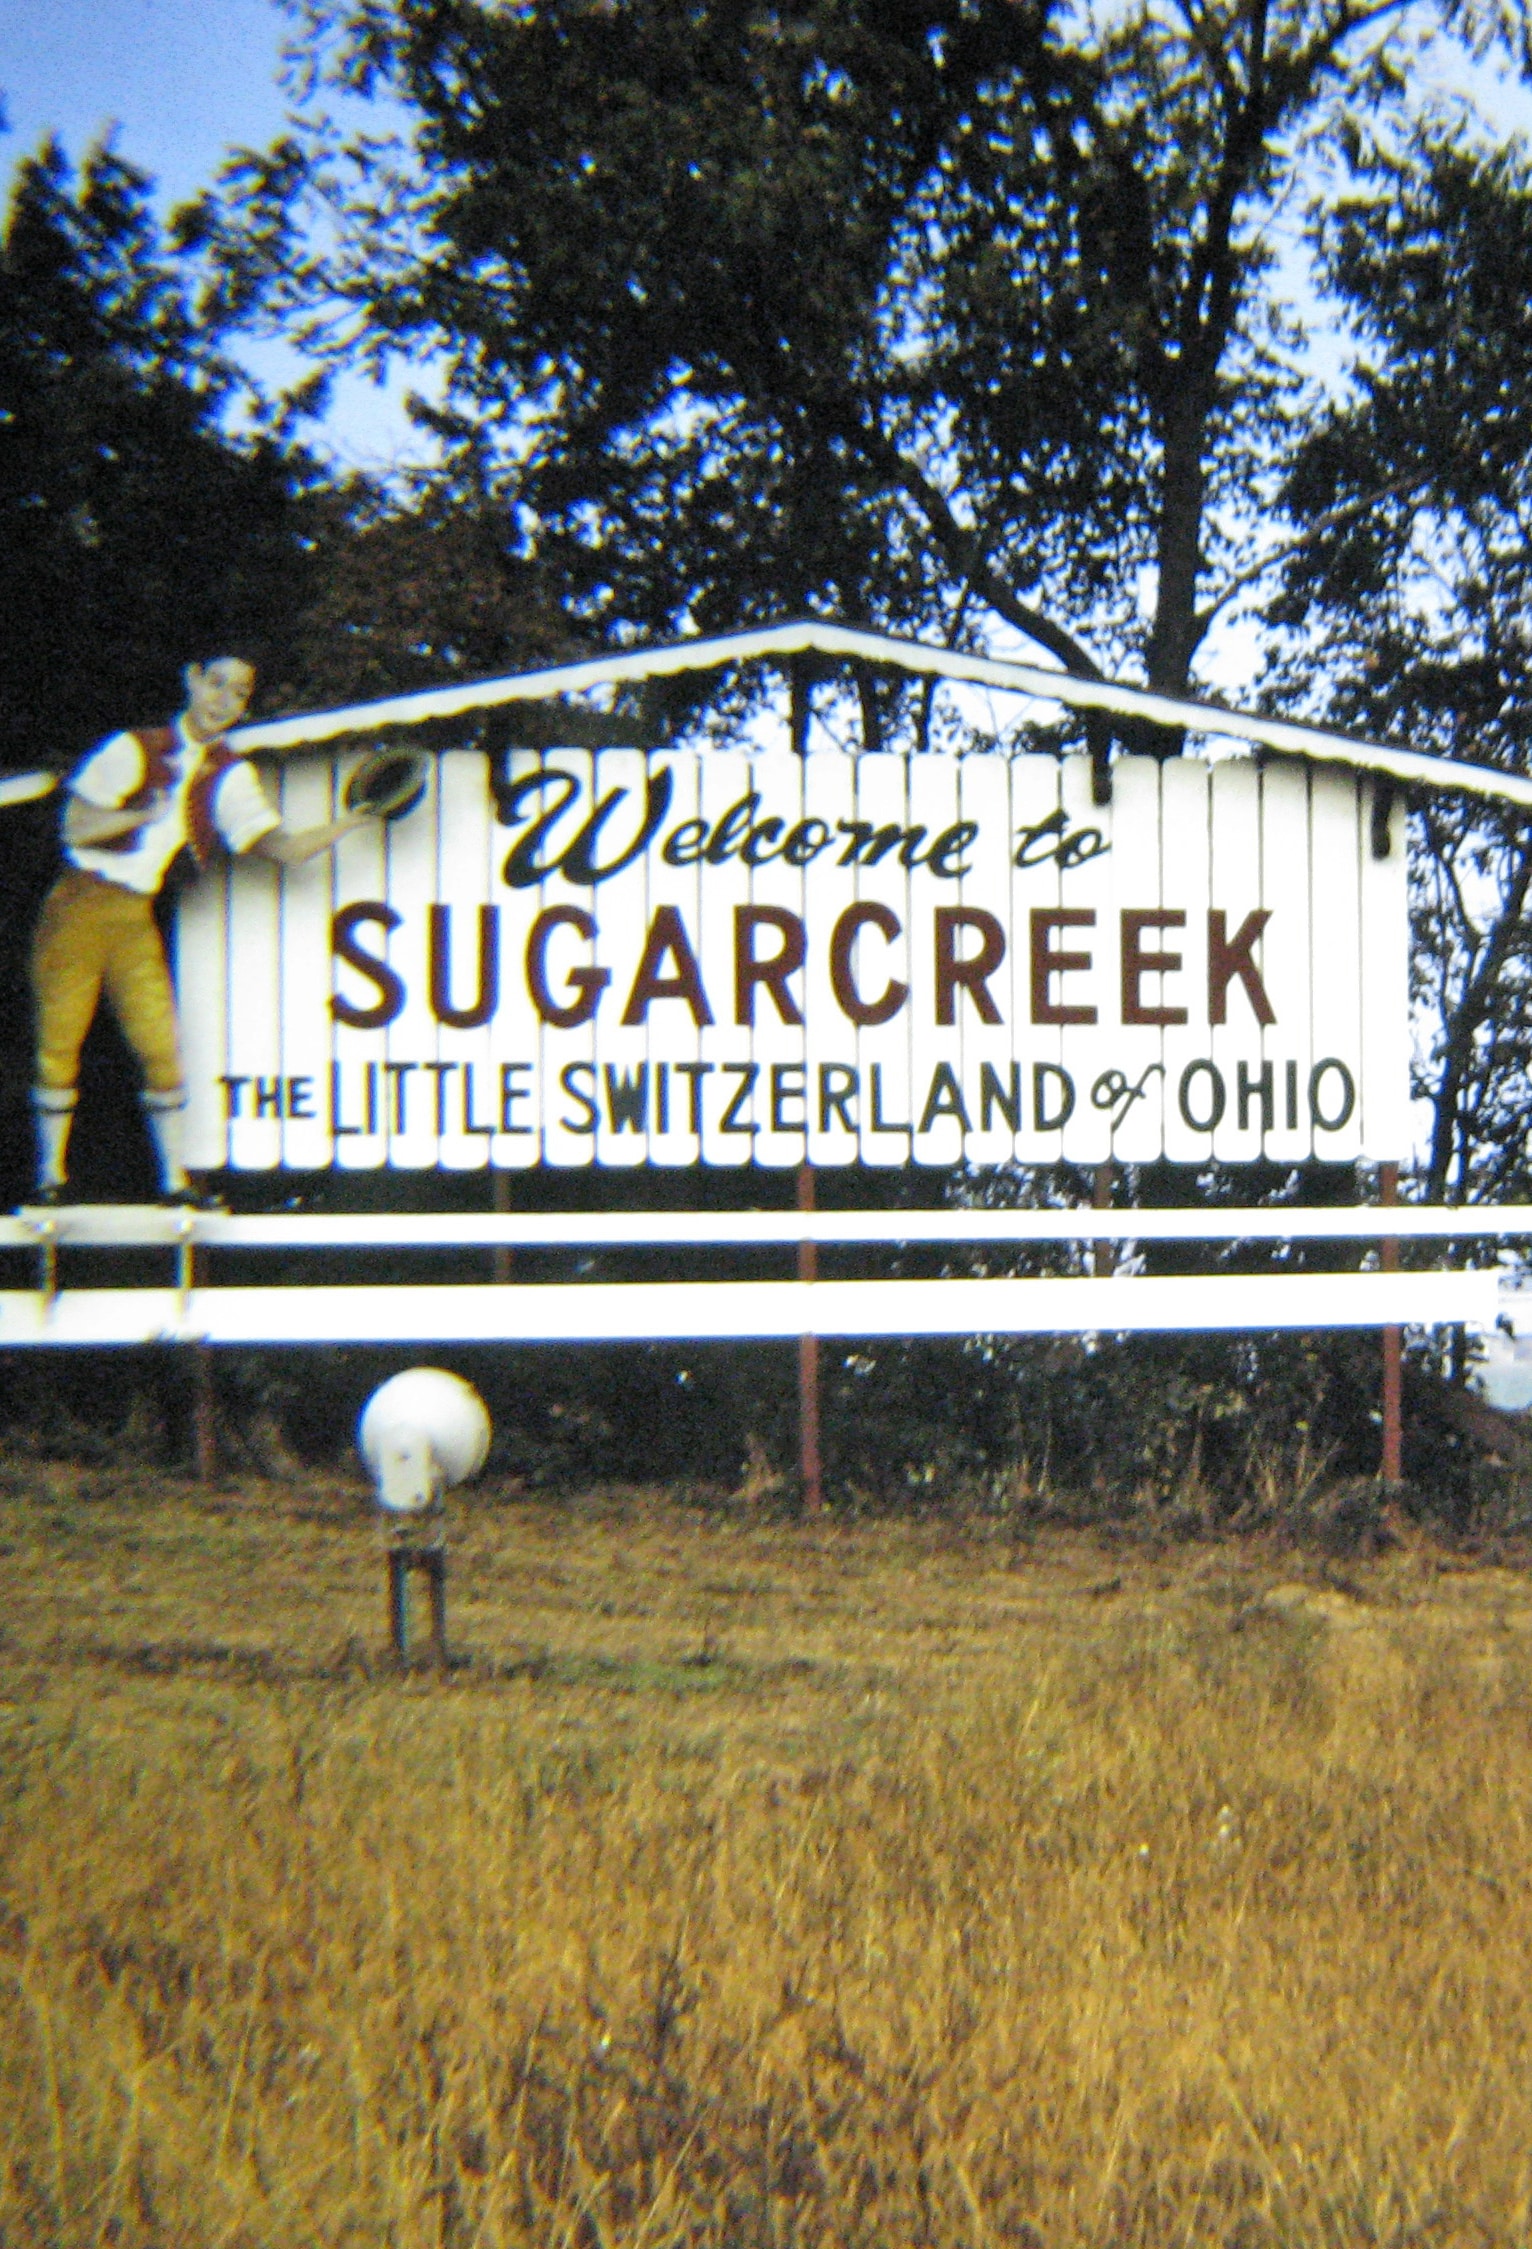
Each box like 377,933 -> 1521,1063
358,1366 -> 491,1513
357,1367 -> 492,1666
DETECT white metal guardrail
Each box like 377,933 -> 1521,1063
3,1205 -> 1532,1247
0,1204 -> 1515,1348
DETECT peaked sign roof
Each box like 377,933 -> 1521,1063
230,618 -> 1532,814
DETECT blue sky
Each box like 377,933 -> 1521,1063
0,0 -> 290,209
4,2 -> 1530,495
0,0 -> 427,465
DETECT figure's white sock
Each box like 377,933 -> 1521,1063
31,1088 -> 77,1191
141,1088 -> 189,1193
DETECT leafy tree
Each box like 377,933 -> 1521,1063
0,140 -> 332,1203
1271,129 -> 1532,1203
197,0 -> 1526,734
276,476 -> 581,711
0,138 -> 321,763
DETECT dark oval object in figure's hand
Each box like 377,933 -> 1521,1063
344,747 -> 429,823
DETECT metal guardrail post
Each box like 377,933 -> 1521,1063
1380,1163 -> 1403,1484
797,1165 -> 822,1513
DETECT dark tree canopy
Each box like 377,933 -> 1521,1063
0,140 -> 317,766
1273,132 -> 1532,1202
200,0 -> 1528,726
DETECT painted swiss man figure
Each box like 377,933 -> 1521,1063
29,647 -> 377,1207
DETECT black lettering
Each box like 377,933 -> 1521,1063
771,1063 -> 807,1133
603,1063 -> 649,1133
461,1063 -> 494,1134
741,816 -> 785,867
1033,1063 -> 1075,1131
705,793 -> 762,865
423,1061 -> 456,1134
1309,1058 -> 1356,1132
918,1064 -> 972,1134
500,1062 -> 535,1132
1178,1060 -> 1227,1133
330,1064 -> 360,1136
870,1065 -> 911,1134
926,821 -> 979,878
494,767 -> 583,886
818,1063 -> 859,1133
720,1062 -> 758,1134
979,1062 -> 1022,1133
1014,811 -> 1110,871
560,1061 -> 599,1134
1237,1059 -> 1274,1132
559,765 -> 675,886
383,1061 -> 415,1132
661,817 -> 709,867
836,819 -> 929,868
674,1061 -> 713,1132
781,818 -> 833,867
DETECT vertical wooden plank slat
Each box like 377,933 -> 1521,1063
1009,752 -> 1066,1165
177,854 -> 229,1172
1358,780 -> 1411,1158
955,749 -> 1017,1167
1257,760 -> 1313,1169
1160,755 -> 1213,1165
1054,752 -> 1114,1167
535,749 -> 598,1171
590,749 -> 658,1170
276,753 -> 334,1171
803,746 -> 859,1169
1307,770 -> 1366,1164
224,836 -> 282,1172
434,746 -> 495,1172
380,758 -> 441,1169
748,749 -> 811,1169
909,753 -> 965,1167
1104,757 -> 1166,1168
698,747 -> 760,1167
330,751 -> 391,1171
852,750 -> 914,1166
1209,759 -> 1265,1164
648,741 -> 704,1168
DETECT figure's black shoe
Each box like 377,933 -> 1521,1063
160,1185 -> 227,1212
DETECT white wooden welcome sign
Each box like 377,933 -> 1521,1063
180,736 -> 1409,1172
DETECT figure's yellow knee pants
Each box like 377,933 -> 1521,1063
31,868 -> 184,1096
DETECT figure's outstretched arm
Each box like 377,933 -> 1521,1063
249,810 -> 378,866
64,795 -> 165,848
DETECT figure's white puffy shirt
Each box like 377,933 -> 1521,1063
68,718 -> 278,893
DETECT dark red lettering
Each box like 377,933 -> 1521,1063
1208,909 -> 1275,1026
734,906 -> 805,1026
620,905 -> 714,1026
1029,909 -> 1096,1025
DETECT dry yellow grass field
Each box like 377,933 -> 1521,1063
3,1467 -> 1532,2246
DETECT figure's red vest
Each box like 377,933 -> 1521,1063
98,726 -> 241,870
